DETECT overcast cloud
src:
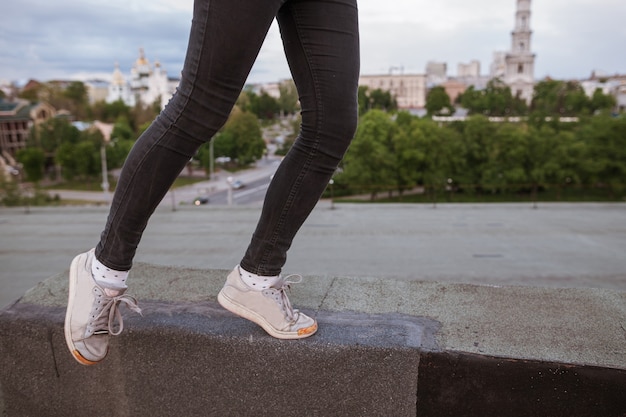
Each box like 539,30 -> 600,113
1,0 -> 625,85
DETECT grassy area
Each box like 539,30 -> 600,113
41,178 -> 114,192
337,186 -> 625,204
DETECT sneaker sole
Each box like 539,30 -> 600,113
64,252 -> 103,366
217,290 -> 317,340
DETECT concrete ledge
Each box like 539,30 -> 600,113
1,263 -> 625,416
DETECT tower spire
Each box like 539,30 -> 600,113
504,0 -> 536,104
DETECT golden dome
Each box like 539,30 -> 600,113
111,62 -> 125,86
135,48 -> 149,66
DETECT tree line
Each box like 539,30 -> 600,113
4,77 -> 625,205
11,79 -> 300,185
336,109 -> 625,201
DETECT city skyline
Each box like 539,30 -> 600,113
1,0 -> 625,85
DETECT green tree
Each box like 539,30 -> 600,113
213,109 -> 265,166
63,81 -> 89,119
16,148 -> 46,183
481,123 -> 528,193
460,115 -> 497,193
578,115 -> 626,197
590,88 -> 617,114
531,79 -> 591,116
528,126 -> 582,199
459,79 -> 527,116
357,86 -> 397,115
112,117 -> 135,141
18,83 -> 43,102
29,117 -> 81,154
55,139 -> 100,181
339,110 -> 396,199
0,175 -> 22,206
107,139 -> 135,170
130,100 -> 161,132
64,81 -> 88,104
89,100 -> 132,123
458,85 -> 486,114
248,91 -> 280,120
425,86 -> 454,116
391,113 -> 424,194
409,119 -> 464,199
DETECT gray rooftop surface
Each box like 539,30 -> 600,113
2,202 -> 626,309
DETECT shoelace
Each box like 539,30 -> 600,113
91,292 -> 142,336
265,274 -> 303,323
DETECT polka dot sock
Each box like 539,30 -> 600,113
91,257 -> 129,295
239,266 -> 280,291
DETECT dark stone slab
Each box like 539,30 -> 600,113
416,351 -> 626,417
2,263 -> 625,417
0,300 -> 436,417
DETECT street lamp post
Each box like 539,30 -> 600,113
100,144 -> 110,203
95,121 -> 114,205
227,176 -> 233,206
209,140 -> 214,180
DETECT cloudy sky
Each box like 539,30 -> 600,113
1,0 -> 625,85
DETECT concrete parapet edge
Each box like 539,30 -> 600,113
1,263 -> 625,416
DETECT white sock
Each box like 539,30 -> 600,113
239,266 -> 280,291
92,257 -> 129,294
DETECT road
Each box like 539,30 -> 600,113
47,156 -> 282,208
204,176 -> 272,206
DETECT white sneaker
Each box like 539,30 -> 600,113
64,249 -> 141,365
217,266 -> 318,339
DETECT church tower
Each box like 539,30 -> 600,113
504,0 -> 536,104
106,62 -> 136,107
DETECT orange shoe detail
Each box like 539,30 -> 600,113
298,322 -> 318,337
72,350 -> 102,366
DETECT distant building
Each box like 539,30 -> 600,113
0,99 -> 56,173
85,80 -> 111,105
106,63 -> 136,107
581,72 -> 626,112
458,61 -> 481,78
502,0 -> 536,103
617,82 -> 626,112
457,60 -> 491,92
441,80 -> 467,104
106,48 -> 179,109
490,52 -> 507,80
426,61 -> 448,86
249,82 -> 281,99
359,74 -> 427,109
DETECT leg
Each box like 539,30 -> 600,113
96,0 -> 283,271
218,0 -> 360,339
240,0 -> 360,276
66,0 -> 284,365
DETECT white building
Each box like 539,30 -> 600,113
502,0 -> 536,103
581,73 -> 626,112
425,61 -> 448,87
458,60 -> 481,78
106,49 -> 179,109
84,80 -> 110,105
359,74 -> 427,109
106,63 -> 136,107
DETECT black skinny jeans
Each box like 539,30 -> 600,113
95,0 -> 360,276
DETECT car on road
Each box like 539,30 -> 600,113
231,180 -> 245,189
193,196 -> 209,205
